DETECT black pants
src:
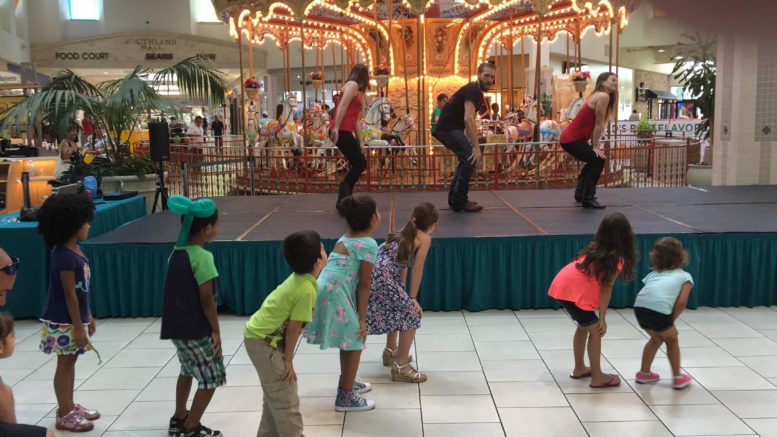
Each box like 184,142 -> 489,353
561,139 -> 605,199
336,131 -> 366,197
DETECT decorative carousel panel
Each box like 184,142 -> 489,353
425,19 -> 464,76
390,20 -> 420,75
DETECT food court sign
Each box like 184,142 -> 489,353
33,33 -> 262,68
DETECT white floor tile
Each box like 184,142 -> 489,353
463,310 -> 519,326
12,379 -> 60,404
583,420 -> 673,437
651,404 -> 753,435
70,389 -> 140,416
686,367 -> 774,391
299,397 -> 344,425
490,381 -> 568,407
344,408 -> 422,436
415,351 -> 482,371
679,347 -> 742,367
135,377 -> 194,402
224,364 -> 261,386
80,367 -> 160,391
481,359 -> 555,382
297,373 -> 339,397
419,371 -> 490,395
744,418 -> 777,437
414,334 -> 475,351
527,332 -> 575,350
714,390 -> 777,418
367,382 -> 420,409
15,403 -> 55,424
108,400 -> 175,431
124,332 -> 174,349
519,317 -> 576,333
302,425 -> 344,437
551,369 -> 634,394
714,337 -> 777,356
105,348 -> 175,368
1,350 -> 51,370
500,407 -> 587,437
739,356 -> 777,377
514,309 -> 568,319
602,339 -> 665,359
416,319 -> 470,335
474,341 -> 540,360
208,386 -> 263,412
424,423 -> 506,437
199,411 -> 261,435
566,392 -> 656,421
421,395 -> 499,423
629,378 -> 721,406
469,325 -> 529,342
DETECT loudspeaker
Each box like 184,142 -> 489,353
149,122 -> 170,161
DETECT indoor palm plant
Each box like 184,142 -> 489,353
672,32 -> 716,146
0,56 -> 226,177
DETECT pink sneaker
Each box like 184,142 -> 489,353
673,374 -> 692,389
635,371 -> 660,383
56,408 -> 95,432
74,403 -> 101,420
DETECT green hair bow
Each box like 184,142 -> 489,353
168,195 -> 217,247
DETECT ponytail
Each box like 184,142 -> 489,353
387,202 -> 439,264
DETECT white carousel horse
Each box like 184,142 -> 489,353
363,97 -> 393,149
306,103 -> 338,171
379,112 -> 417,168
278,95 -> 304,152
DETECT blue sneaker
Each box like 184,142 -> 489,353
354,378 -> 372,394
335,387 -> 375,412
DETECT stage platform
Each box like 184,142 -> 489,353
83,186 -> 777,317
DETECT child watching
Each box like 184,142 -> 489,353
244,230 -> 328,437
633,237 -> 694,389
0,312 -> 55,437
36,193 -> 100,432
161,195 -> 224,437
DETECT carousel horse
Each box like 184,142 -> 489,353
306,103 -> 338,171
363,97 -> 393,149
379,112 -> 417,168
278,95 -> 305,152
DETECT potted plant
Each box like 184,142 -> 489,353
310,71 -> 324,89
244,78 -> 260,101
635,116 -> 654,140
374,64 -> 390,88
570,70 -> 591,93
1,57 -> 226,212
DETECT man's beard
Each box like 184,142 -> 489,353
478,79 -> 492,91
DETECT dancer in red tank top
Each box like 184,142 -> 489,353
330,64 -> 371,209
560,72 -> 618,209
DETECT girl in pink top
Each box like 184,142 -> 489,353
548,213 -> 637,388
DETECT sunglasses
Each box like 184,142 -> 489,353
1,257 -> 19,275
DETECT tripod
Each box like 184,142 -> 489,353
151,161 -> 169,213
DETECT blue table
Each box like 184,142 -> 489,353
0,196 -> 146,318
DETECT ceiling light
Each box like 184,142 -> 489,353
656,48 -> 666,53
673,55 -> 684,60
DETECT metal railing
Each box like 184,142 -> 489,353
133,135 -> 700,197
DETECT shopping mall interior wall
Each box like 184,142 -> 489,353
0,0 -> 30,65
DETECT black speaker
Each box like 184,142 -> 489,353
149,122 -> 170,161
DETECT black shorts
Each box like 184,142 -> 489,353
558,299 -> 599,327
0,422 -> 48,437
634,307 -> 674,333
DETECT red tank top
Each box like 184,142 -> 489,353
560,102 -> 596,144
334,92 -> 363,133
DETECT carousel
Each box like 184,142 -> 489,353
210,0 -> 643,193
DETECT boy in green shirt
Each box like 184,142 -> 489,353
244,230 -> 327,437
430,93 -> 449,135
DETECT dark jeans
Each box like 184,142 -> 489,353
336,130 -> 366,192
434,129 -> 475,207
561,139 -> 605,195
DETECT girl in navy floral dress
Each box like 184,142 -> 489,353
367,203 -> 438,383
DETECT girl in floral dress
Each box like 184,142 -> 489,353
368,203 -> 438,383
306,195 -> 381,412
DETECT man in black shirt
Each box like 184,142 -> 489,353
211,114 -> 225,150
433,62 -> 495,212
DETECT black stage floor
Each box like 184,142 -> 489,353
90,186 -> 777,244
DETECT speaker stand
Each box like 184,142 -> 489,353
151,162 -> 169,213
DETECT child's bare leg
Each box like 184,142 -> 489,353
640,331 -> 663,374
54,355 -> 77,415
658,327 -> 682,377
572,326 -> 590,376
587,325 -> 619,386
385,332 -> 398,351
175,375 -> 193,419
396,330 -> 415,365
339,350 -> 362,391
182,388 -> 215,431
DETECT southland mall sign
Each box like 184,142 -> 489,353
33,33 -> 265,69
613,119 -> 703,136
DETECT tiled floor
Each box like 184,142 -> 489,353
4,306 -> 777,436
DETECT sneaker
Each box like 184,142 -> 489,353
56,408 -> 94,432
177,423 -> 223,436
335,387 -> 375,412
74,403 -> 101,421
635,371 -> 660,384
673,374 -> 692,390
168,413 -> 188,436
354,378 -> 372,394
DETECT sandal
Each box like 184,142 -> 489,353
391,362 -> 427,383
382,347 -> 413,367
589,375 -> 621,388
